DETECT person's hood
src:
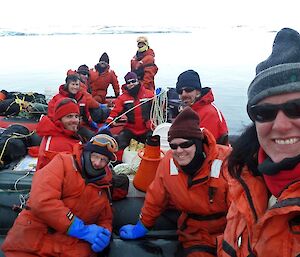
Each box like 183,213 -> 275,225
196,87 -> 214,105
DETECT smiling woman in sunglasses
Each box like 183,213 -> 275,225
119,106 -> 231,257
219,28 -> 300,257
175,69 -> 229,145
2,133 -> 118,256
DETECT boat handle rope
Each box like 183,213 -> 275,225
0,131 -> 35,166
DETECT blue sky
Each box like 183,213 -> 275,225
1,0 -> 299,30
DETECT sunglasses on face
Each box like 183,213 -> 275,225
90,134 -> 118,152
127,79 -> 138,84
169,139 -> 194,150
176,87 -> 195,95
248,98 -> 300,122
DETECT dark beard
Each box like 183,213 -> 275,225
126,84 -> 141,97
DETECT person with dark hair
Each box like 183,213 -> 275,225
36,97 -> 84,170
218,28 -> 300,256
2,134 -> 118,256
175,69 -> 229,145
119,107 -> 231,257
100,72 -> 154,153
131,36 -> 158,92
48,74 -> 99,132
89,52 -> 120,103
67,65 -> 111,124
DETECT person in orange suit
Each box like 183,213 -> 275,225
48,74 -> 99,133
131,36 -> 158,92
2,134 -> 119,257
36,97 -> 84,170
119,107 -> 231,257
218,28 -> 300,257
89,52 -> 120,103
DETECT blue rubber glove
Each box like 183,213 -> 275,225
98,123 -> 110,133
99,103 -> 107,109
119,220 -> 148,239
67,216 -> 110,246
91,229 -> 111,252
90,121 -> 98,130
155,87 -> 162,95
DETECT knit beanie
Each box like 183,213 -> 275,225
77,64 -> 89,76
247,28 -> 300,108
137,36 -> 149,46
168,107 -> 203,142
99,52 -> 109,64
124,72 -> 138,83
176,70 -> 202,92
54,98 -> 79,122
84,134 -> 118,161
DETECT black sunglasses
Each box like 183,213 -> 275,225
248,98 -> 300,122
169,140 -> 194,150
127,79 -> 138,84
176,87 -> 195,95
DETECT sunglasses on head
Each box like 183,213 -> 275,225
169,139 -> 194,150
176,87 -> 195,95
248,98 -> 300,122
90,134 -> 118,153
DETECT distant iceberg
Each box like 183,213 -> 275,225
0,25 -> 195,37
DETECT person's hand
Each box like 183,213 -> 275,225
155,87 -> 162,96
119,220 -> 148,240
67,217 -> 109,246
91,228 -> 111,252
89,121 -> 98,130
98,123 -> 110,133
99,103 -> 107,109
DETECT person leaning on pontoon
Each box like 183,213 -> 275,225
218,27 -> 300,256
100,71 -> 154,156
36,97 -> 84,170
175,69 -> 229,145
1,133 -> 119,257
119,107 -> 231,257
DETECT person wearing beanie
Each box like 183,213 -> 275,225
2,134 -> 116,256
35,97 -> 83,170
220,28 -> 300,256
48,74 -> 99,134
77,64 -> 89,77
130,36 -> 158,92
89,52 -> 120,103
99,52 -> 110,64
119,107 -> 231,256
175,69 -> 229,145
101,71 -> 154,154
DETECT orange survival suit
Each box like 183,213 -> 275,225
89,67 -> 120,103
218,166 -> 300,257
140,129 -> 231,256
2,145 -> 112,257
131,48 -> 158,92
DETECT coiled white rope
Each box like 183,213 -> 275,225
107,88 -> 168,132
150,89 -> 168,130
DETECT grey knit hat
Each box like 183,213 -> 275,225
247,28 -> 300,109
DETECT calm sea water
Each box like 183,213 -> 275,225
0,27 -> 282,134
